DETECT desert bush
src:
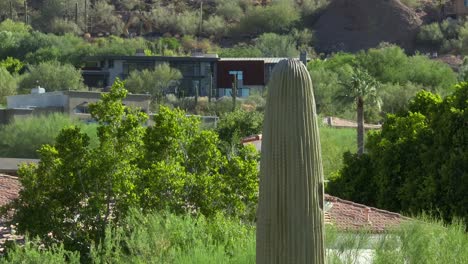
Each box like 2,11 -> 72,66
19,61 -> 85,92
89,0 -> 124,35
0,67 -> 17,105
203,15 -> 227,38
255,33 -> 299,57
125,63 -> 182,106
0,239 -> 80,263
0,113 -> 97,158
215,0 -> 244,22
0,19 -> 31,34
237,0 -> 300,35
49,19 -> 83,35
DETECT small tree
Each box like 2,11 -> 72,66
125,63 -> 182,106
338,68 -> 381,155
8,80 -> 147,255
19,61 -> 85,91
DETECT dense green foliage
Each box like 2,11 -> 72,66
328,84 -> 468,225
125,63 -> 182,105
417,18 -> 468,53
5,81 -> 258,257
0,67 -> 17,105
0,114 -> 97,158
3,212 -> 467,263
215,109 -> 264,144
19,61 -> 85,91
309,45 -> 457,122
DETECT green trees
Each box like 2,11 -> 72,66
125,63 -> 182,105
338,68 -> 381,155
0,67 -> 17,105
257,59 -> 325,263
216,109 -> 264,144
19,61 -> 85,91
328,84 -> 468,225
6,81 -> 259,255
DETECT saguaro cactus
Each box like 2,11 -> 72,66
256,59 -> 325,264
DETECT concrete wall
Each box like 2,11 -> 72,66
7,92 -> 67,109
65,91 -> 151,116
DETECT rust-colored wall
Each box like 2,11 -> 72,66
448,0 -> 468,15
455,0 -> 468,14
217,61 -> 265,88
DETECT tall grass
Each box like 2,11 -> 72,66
319,126 -> 356,179
2,212 -> 466,263
0,114 -> 97,158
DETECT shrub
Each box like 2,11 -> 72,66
49,19 -> 83,35
215,109 -> 263,144
238,0 -> 300,35
19,61 -> 85,92
255,33 -> 298,57
0,57 -> 24,74
203,15 -> 227,38
125,63 -> 182,106
0,67 -> 17,105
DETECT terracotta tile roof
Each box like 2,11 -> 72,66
0,174 -> 23,255
0,174 -> 20,207
325,194 -> 409,233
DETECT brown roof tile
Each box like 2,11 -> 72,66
325,194 -> 409,233
0,174 -> 22,255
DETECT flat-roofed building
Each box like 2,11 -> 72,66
82,54 -> 219,98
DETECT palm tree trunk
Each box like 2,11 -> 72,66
357,96 -> 364,155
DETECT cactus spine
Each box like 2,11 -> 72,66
256,59 -> 325,264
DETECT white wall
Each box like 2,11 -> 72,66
7,92 -> 67,109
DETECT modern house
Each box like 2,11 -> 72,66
0,87 -> 150,124
82,54 -> 219,98
216,58 -> 295,97
82,54 -> 308,99
445,0 -> 468,17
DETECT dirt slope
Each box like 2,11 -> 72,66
314,0 -> 422,53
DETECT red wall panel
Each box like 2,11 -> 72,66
217,61 -> 265,88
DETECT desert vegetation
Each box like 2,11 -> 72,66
1,1 -> 468,263
1,211 -> 466,263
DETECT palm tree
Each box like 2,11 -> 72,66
338,68 -> 381,155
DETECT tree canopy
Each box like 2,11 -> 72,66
6,80 -> 259,256
327,83 -> 468,225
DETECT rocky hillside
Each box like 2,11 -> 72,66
314,0 -> 423,53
